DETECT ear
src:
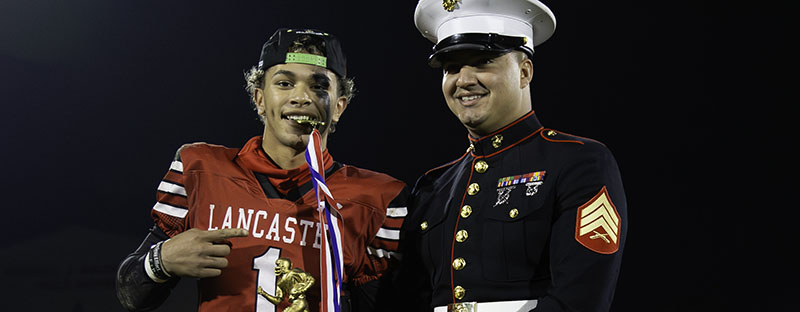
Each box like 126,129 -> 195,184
519,57 -> 533,88
253,87 -> 266,115
331,95 -> 348,123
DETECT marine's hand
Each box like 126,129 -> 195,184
160,228 -> 248,278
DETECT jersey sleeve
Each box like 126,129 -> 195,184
351,186 -> 408,286
117,148 -> 192,311
347,186 -> 410,312
535,142 -> 627,312
150,147 -> 190,237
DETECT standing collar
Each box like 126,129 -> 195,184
467,111 -> 543,157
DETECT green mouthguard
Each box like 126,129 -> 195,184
285,52 -> 327,67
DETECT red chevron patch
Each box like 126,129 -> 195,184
575,186 -> 621,254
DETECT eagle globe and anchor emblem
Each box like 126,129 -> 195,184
442,0 -> 461,12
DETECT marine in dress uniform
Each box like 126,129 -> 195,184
399,1 -> 627,311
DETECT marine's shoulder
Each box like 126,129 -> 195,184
538,128 -> 607,147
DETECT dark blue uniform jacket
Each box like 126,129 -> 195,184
400,111 -> 627,312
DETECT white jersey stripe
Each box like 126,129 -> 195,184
152,202 -> 188,218
386,207 -> 407,217
366,246 -> 401,259
376,227 -> 400,240
157,181 -> 187,196
170,161 -> 183,173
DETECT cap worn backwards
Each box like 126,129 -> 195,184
257,28 -> 347,77
414,0 -> 556,67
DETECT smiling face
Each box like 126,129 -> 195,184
253,62 -> 347,152
441,50 -> 533,137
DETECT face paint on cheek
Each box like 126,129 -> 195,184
312,73 -> 334,132
316,91 -> 333,132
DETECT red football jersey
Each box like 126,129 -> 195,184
150,142 -> 406,312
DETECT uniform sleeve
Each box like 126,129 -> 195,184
366,186 -> 407,274
378,177 -> 431,312
151,147 -> 190,237
116,226 -> 180,311
116,149 -> 189,311
535,143 -> 627,312
348,186 -> 409,312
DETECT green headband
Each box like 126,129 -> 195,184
285,52 -> 327,67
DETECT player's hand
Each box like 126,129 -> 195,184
160,228 -> 248,278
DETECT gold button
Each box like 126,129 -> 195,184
547,130 -> 557,136
452,257 -> 466,270
467,183 -> 480,195
509,208 -> 519,218
420,221 -> 428,230
455,229 -> 468,243
453,285 -> 466,300
460,205 -> 472,218
491,135 -> 503,148
474,160 -> 488,173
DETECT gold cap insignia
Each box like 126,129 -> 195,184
442,0 -> 459,12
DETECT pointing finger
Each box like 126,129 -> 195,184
203,228 -> 249,241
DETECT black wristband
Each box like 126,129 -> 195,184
148,241 -> 172,281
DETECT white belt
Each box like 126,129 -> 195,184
434,299 -> 538,312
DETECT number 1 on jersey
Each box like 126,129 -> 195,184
253,247 -> 281,312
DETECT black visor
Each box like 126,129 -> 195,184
428,33 -> 532,68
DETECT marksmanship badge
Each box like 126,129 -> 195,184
494,186 -> 516,206
525,181 -> 543,196
574,186 -> 621,254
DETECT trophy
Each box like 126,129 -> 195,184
257,258 -> 316,312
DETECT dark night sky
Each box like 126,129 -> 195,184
0,0 -> 795,311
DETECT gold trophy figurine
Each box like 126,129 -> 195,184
257,258 -> 316,312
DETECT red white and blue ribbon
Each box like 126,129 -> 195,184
304,129 -> 344,312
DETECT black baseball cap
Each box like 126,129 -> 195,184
257,28 -> 347,77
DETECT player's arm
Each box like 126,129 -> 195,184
116,226 -> 249,311
349,185 -> 409,312
391,179 -> 435,312
534,143 -> 627,312
116,226 -> 179,311
116,146 -> 248,311
116,150 -> 189,311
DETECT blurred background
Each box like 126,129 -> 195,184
0,0 -> 795,311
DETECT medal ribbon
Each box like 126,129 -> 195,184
304,129 -> 344,312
